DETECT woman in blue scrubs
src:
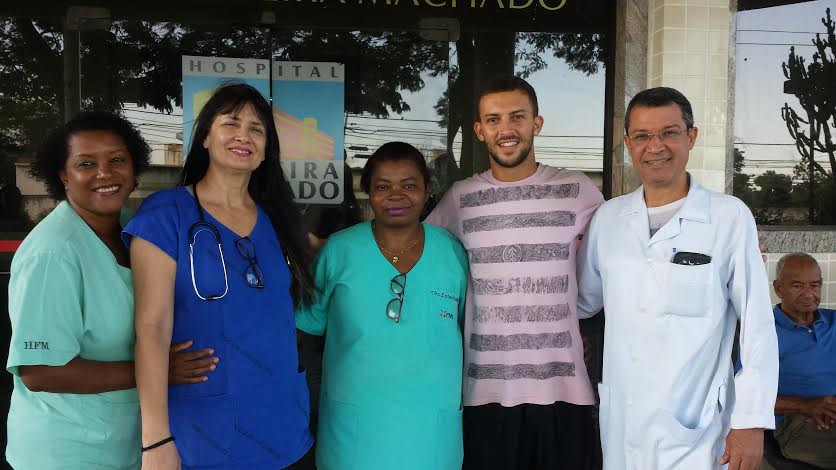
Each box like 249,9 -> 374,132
296,142 -> 469,470
125,83 -> 315,469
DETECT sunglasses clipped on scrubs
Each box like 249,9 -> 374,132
189,184 -> 265,301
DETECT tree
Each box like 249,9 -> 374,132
0,19 -> 451,151
781,7 -> 836,224
0,19 -> 64,151
753,170 -> 793,207
732,147 -> 753,205
749,170 -> 793,225
792,159 -> 836,223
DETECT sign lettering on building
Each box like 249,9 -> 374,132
182,55 -> 345,204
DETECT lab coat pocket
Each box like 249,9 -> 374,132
653,397 -> 724,469
171,394 -> 234,467
436,407 -> 464,470
656,409 -> 710,445
663,263 -> 713,317
317,398 -> 359,470
656,381 -> 724,447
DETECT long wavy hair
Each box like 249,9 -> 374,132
178,82 -> 314,307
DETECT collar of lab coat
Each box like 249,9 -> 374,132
620,172 -> 711,245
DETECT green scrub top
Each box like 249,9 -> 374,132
6,201 -> 139,469
296,222 -> 468,470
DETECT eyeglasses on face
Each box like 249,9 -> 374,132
386,273 -> 406,323
627,128 -> 690,146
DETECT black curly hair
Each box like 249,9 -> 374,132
30,111 -> 151,200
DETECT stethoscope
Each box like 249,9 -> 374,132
188,184 -> 229,301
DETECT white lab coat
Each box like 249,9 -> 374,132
577,177 -> 778,470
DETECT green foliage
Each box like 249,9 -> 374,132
732,147 -> 753,205
0,19 -> 452,151
515,32 -> 606,77
752,171 -> 793,207
0,19 -> 64,151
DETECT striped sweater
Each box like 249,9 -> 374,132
426,164 -> 604,407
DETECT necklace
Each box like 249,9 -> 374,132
372,222 -> 422,265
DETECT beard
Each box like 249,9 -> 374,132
487,134 -> 535,169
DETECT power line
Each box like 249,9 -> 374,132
737,29 -> 829,34
736,42 -> 819,46
347,115 -> 442,124
124,107 -> 183,117
735,142 -> 796,146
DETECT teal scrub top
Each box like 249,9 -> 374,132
6,201 -> 139,469
296,222 -> 468,470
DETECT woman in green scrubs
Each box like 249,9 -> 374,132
296,142 -> 468,470
6,112 -> 214,469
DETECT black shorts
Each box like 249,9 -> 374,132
463,401 -> 597,470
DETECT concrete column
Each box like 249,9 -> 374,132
610,0 -> 649,197
647,0 -> 734,193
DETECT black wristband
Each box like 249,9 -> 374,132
141,436 -> 175,453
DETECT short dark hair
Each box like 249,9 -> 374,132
476,75 -> 539,118
360,142 -> 430,194
30,111 -> 151,200
624,87 -> 694,133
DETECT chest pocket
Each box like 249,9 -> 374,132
663,263 -> 713,317
425,289 -> 463,352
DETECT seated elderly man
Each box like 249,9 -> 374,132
771,252 -> 836,469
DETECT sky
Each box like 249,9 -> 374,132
341,39 -> 606,172
734,0 -> 836,176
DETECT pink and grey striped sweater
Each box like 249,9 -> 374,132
426,164 -> 604,407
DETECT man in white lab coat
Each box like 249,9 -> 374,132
577,87 -> 778,470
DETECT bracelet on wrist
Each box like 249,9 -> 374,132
141,436 -> 175,453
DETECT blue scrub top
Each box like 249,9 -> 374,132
123,187 -> 312,469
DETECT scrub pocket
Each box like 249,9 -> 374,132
436,408 -> 463,470
316,398 -> 359,470
294,367 -> 311,425
85,400 -> 141,468
426,288 -> 462,352
173,334 -> 229,398
171,394 -> 234,467
663,263 -> 713,317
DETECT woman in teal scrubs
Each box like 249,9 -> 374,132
296,142 -> 468,470
6,112 -> 215,469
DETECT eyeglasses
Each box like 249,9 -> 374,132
234,236 -> 264,289
386,273 -> 406,323
627,128 -> 690,145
